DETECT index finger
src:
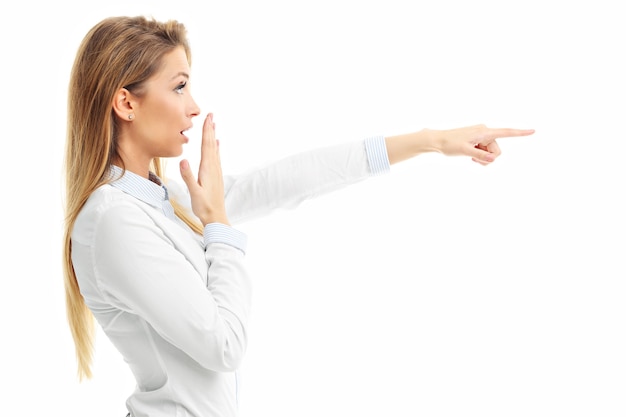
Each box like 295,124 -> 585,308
200,113 -> 217,159
486,128 -> 535,140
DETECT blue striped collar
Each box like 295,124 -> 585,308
108,165 -> 170,211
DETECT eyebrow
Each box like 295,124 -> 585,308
171,71 -> 190,80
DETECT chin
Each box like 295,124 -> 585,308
163,148 -> 184,158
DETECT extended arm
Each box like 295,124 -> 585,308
170,122 -> 534,225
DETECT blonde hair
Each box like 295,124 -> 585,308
63,15 -> 202,381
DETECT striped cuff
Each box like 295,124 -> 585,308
203,223 -> 248,254
364,136 -> 391,176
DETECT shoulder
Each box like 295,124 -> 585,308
72,184 -> 148,244
80,184 -> 137,218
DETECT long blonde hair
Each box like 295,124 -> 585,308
63,16 -> 203,381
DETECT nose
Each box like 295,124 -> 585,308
188,96 -> 201,118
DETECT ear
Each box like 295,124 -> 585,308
112,88 -> 135,121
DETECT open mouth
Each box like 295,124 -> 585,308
180,127 -> 192,143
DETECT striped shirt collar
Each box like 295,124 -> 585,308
108,165 -> 174,218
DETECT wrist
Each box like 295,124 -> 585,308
200,211 -> 230,227
418,128 -> 442,154
385,129 -> 440,165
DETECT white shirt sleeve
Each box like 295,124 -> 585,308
166,137 -> 390,225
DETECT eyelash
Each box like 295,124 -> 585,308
175,81 -> 187,94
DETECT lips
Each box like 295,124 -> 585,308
180,130 -> 189,143
180,126 -> 192,143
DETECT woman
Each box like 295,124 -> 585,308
63,15 -> 533,417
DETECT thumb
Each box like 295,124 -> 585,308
467,145 -> 495,164
179,159 -> 197,190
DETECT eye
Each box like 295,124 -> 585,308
175,81 -> 187,94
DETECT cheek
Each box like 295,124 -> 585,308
160,99 -> 185,123
139,95 -> 185,135
144,101 -> 178,128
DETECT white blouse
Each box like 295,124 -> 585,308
71,137 -> 389,417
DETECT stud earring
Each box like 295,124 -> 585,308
128,114 -> 134,120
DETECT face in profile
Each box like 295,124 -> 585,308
123,46 -> 201,161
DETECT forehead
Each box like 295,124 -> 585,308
153,46 -> 190,81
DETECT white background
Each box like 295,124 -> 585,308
1,1 -> 624,416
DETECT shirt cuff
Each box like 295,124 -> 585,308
364,136 -> 391,176
203,223 -> 248,254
